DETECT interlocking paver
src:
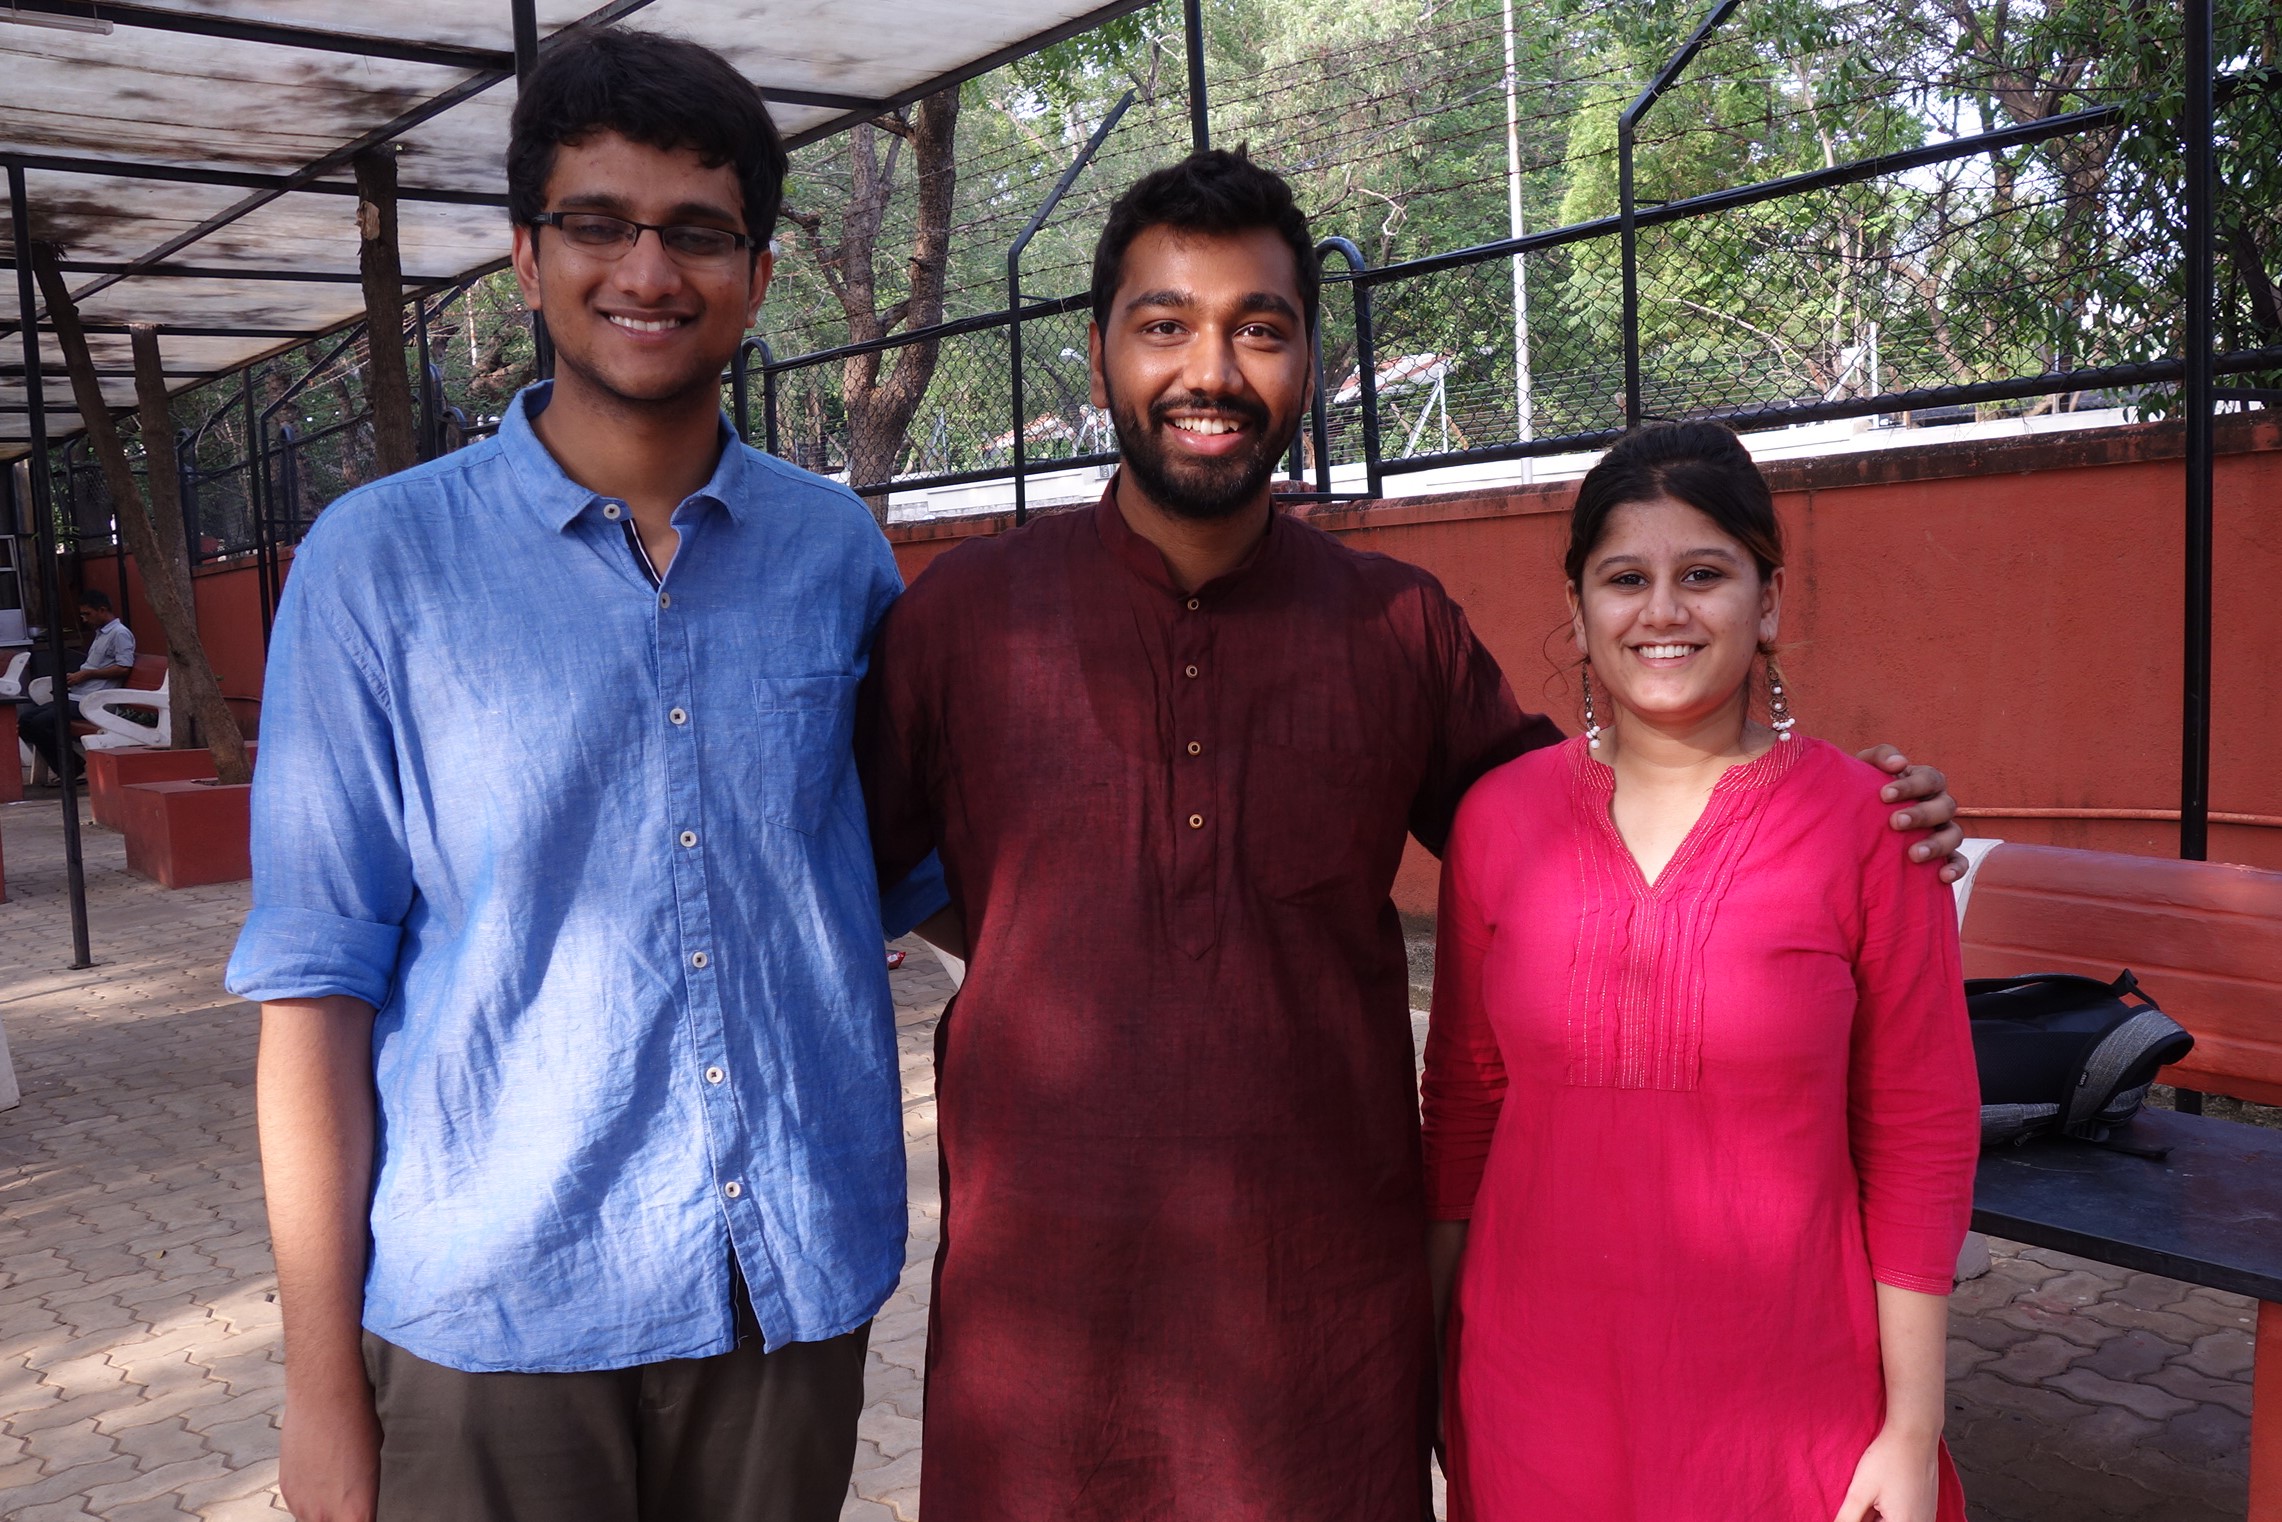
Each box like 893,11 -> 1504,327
3,798 -> 2262,1522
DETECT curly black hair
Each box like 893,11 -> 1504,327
1090,147 -> 1319,337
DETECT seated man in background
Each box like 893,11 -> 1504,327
20,588 -> 135,781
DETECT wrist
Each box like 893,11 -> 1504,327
1878,1415 -> 1943,1452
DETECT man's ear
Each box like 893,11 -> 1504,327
1087,321 -> 1109,408
743,248 -> 774,329
511,222 -> 544,316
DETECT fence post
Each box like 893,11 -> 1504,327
1311,238 -> 1366,497
731,338 -> 753,443
1618,0 -> 1741,429
2181,0 -> 2214,863
756,339 -> 779,458
1185,0 -> 1210,151
1008,91 -> 1136,527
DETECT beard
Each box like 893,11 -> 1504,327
1107,381 -> 1293,522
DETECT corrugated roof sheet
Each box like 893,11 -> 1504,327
2,0 -> 1144,456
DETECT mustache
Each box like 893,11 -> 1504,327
1147,392 -> 1270,431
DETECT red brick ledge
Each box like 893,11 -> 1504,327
882,414 -> 2282,548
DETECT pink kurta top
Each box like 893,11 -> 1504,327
1423,736 -> 1979,1522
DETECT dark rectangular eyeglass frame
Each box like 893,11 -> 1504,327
527,211 -> 757,261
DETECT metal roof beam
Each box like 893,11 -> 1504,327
0,151 -> 510,208
1,260 -> 441,284
2,0 -> 512,70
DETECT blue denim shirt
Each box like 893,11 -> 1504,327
226,385 -> 946,1372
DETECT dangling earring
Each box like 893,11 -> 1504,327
1766,654 -> 1795,742
1581,661 -> 1604,750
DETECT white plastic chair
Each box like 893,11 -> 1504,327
79,672 -> 169,750
0,651 -> 26,699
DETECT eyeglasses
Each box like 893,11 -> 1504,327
529,212 -> 755,267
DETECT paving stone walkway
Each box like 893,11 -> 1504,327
0,796 -> 2257,1520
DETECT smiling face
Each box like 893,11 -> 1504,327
1570,493 -> 1783,738
510,130 -> 770,416
1088,225 -> 1313,521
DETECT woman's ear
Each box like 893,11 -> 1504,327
1758,564 -> 1785,647
1567,581 -> 1588,658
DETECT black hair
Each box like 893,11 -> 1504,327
77,588 -> 112,612
507,27 -> 788,251
1565,421 -> 1784,588
1091,147 -> 1319,338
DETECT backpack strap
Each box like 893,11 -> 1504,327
2064,1006 -> 2196,1133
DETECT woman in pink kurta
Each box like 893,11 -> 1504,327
1423,421 -> 1980,1522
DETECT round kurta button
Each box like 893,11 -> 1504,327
723,1181 -> 743,1199
1188,813 -> 1204,829
1184,664 -> 1199,679
669,707 -> 688,725
1186,598 -> 1200,611
602,503 -> 622,520
679,830 -> 698,848
1187,741 -> 1202,756
705,1066 -> 725,1084
691,951 -> 710,969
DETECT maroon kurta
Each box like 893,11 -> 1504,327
859,484 -> 1560,1522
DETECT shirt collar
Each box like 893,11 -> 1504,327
499,380 -> 752,531
1090,471 -> 1284,599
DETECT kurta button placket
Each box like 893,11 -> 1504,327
1184,664 -> 1199,679
1187,741 -> 1202,756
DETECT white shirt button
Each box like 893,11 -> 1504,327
691,951 -> 710,969
705,1065 -> 725,1084
659,592 -> 672,609
669,707 -> 688,725
723,1181 -> 742,1199
679,830 -> 698,848
601,503 -> 623,520
1184,664 -> 1199,679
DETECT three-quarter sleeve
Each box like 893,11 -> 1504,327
1421,787 -> 1511,1221
1847,818 -> 1981,1293
223,540 -> 413,1009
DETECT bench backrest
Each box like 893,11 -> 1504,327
1956,841 -> 2282,1106
126,653 -> 166,690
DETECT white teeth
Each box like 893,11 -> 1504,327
1636,643 -> 1697,660
1171,417 -> 1238,435
609,315 -> 682,333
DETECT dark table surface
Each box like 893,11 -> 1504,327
1973,1107 -> 2282,1303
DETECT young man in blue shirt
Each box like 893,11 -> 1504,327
226,29 -> 942,1522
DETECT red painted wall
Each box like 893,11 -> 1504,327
887,419 -> 2282,913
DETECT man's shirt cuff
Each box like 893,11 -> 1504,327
226,906 -> 404,1008
879,853 -> 951,943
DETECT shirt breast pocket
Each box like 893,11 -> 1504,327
745,673 -> 858,836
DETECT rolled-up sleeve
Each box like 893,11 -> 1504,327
224,543 -> 413,1008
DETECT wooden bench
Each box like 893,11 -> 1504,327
1956,840 -> 2282,1518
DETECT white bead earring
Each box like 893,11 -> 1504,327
1581,662 -> 1604,750
1767,655 -> 1795,742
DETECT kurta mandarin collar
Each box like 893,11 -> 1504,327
1088,473 -> 1287,602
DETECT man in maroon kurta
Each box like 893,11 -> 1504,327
860,151 -> 1960,1521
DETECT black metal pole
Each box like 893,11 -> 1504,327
1618,0 -> 1741,430
756,339 -> 779,458
1009,91 -> 1136,527
1355,284 -> 1384,501
731,339 -> 752,443
1312,239 -> 1365,496
512,0 -> 555,381
414,291 -> 436,460
2181,0 -> 2214,862
9,163 -> 93,968
1184,0 -> 1210,152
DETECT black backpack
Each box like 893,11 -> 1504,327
1966,970 -> 2196,1148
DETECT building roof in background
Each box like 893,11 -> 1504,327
0,0 -> 1144,459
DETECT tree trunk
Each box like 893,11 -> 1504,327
356,147 -> 419,478
32,246 -> 252,787
129,325 -> 202,749
797,89 -> 961,518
